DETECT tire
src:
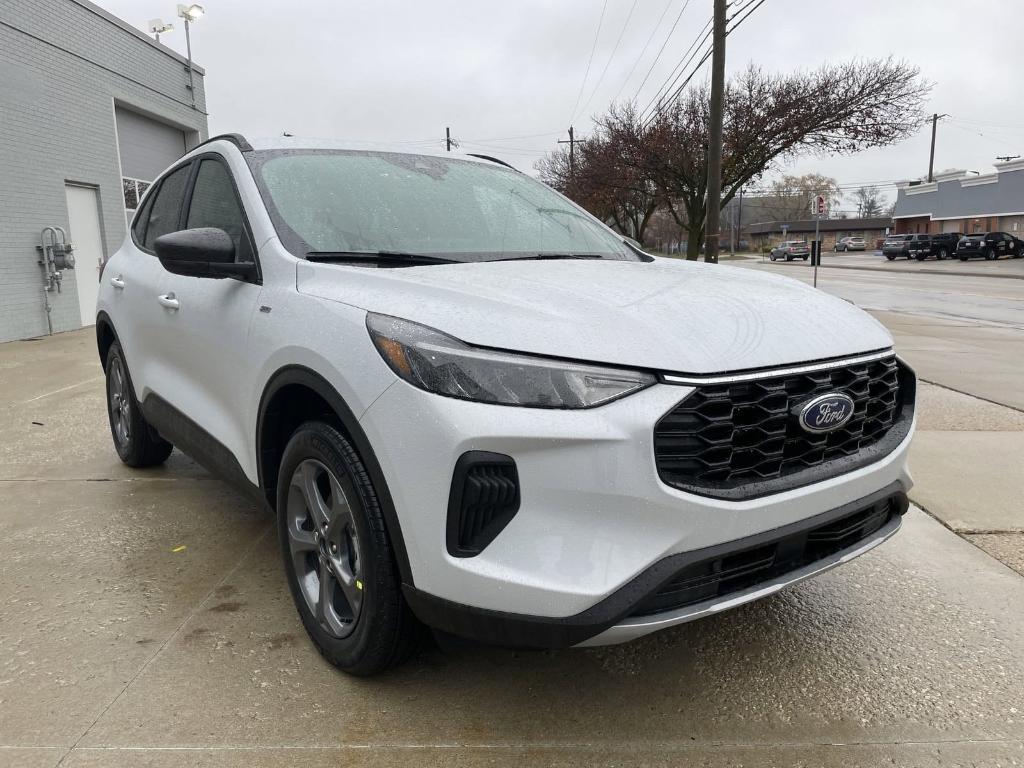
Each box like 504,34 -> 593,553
277,421 -> 421,676
769,254 -> 776,261
785,255 -> 792,262
885,254 -> 895,261
937,248 -> 948,260
105,341 -> 173,467
959,254 -> 969,261
802,256 -> 809,261
985,248 -> 997,260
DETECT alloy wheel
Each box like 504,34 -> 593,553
109,356 -> 130,448
286,459 -> 364,638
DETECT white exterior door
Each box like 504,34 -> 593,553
65,184 -> 104,327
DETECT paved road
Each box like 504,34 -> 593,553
2,329 -> 1024,767
735,258 -> 1024,411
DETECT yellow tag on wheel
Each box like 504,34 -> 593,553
355,580 -> 363,590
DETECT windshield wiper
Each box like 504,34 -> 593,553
305,250 -> 458,265
493,252 -> 604,262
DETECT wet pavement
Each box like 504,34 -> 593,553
1,292 -> 1024,765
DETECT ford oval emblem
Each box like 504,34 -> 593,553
797,392 -> 856,434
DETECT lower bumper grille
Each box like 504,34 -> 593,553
629,495 -> 898,618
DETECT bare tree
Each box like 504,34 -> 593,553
760,174 -> 842,221
537,104 -> 661,245
555,58 -> 928,260
853,185 -> 884,218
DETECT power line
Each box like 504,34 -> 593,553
638,19 -> 712,121
628,0 -> 693,106
569,0 -> 610,125
609,0 -> 677,105
576,0 -> 641,120
641,0 -> 766,128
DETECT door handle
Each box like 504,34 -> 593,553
157,292 -> 180,310
109,275 -> 125,289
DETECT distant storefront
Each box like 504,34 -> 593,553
892,160 -> 1024,236
745,217 -> 893,251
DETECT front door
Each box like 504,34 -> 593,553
64,184 -> 104,327
155,156 -> 263,481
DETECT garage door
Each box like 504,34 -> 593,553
115,107 -> 187,221
942,220 -> 963,233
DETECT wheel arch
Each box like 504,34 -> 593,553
96,311 -> 118,367
256,366 -> 414,585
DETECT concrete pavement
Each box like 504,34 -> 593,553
1,326 -> 1024,766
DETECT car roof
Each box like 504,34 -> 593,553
188,134 -> 503,168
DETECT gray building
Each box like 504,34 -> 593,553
0,0 -> 208,343
892,160 -> 1024,237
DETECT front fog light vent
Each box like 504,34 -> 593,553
447,452 -> 520,557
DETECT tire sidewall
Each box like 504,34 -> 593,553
276,422 -> 400,674
104,342 -> 138,463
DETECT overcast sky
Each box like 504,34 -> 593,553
101,0 -> 1023,208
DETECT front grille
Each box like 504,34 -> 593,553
654,356 -> 912,499
630,496 -> 897,617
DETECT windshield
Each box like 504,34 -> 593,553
248,149 -> 638,263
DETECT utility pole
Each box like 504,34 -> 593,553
446,127 -> 453,152
927,113 -> 948,182
703,0 -> 727,264
558,126 -> 576,183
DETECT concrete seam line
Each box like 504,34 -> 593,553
913,500 -> 1024,577
54,738 -> 1024,751
9,376 -> 104,407
53,523 -> 274,767
918,377 -> 1024,415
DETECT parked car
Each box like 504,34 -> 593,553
923,232 -> 964,261
882,234 -> 913,260
834,236 -> 866,252
769,240 -> 810,261
96,135 -> 917,675
957,232 -> 1024,261
906,234 -> 934,261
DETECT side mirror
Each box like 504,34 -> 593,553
154,228 -> 257,280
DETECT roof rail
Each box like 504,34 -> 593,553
466,153 -> 519,171
191,133 -> 254,153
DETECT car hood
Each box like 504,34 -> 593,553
296,257 -> 892,374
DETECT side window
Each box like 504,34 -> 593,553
185,159 -> 254,262
144,164 -> 191,251
131,185 -> 156,245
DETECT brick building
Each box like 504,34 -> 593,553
0,0 -> 208,342
892,160 -> 1024,237
745,217 -> 893,251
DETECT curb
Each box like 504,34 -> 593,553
758,259 -> 1024,281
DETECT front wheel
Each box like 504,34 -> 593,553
769,254 -> 776,261
885,254 -> 895,261
915,254 -> 927,261
105,342 -> 173,467
985,248 -> 997,260
278,421 -> 421,676
937,248 -> 948,260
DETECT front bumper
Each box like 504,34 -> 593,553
359,374 -> 915,646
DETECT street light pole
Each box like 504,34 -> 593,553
183,17 -> 195,108
176,5 -> 204,110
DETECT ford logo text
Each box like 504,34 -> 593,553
796,392 -> 856,434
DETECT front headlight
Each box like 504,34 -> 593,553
366,313 -> 656,409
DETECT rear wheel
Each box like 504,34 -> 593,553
885,254 -> 895,261
105,342 -> 173,467
915,254 -> 926,261
277,421 -> 421,676
985,247 -> 997,260
959,254 -> 969,261
937,248 -> 948,260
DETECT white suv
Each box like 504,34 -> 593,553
96,135 -> 916,675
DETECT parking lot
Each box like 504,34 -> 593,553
2,265 -> 1024,766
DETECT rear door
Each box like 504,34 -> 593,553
154,155 -> 263,478
111,162 -> 192,403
